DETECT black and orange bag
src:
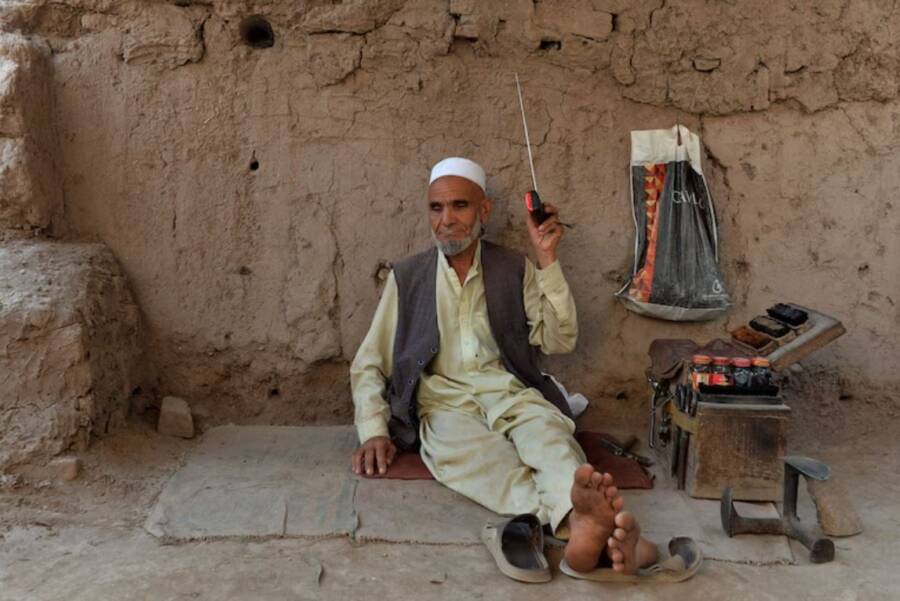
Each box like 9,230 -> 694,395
616,125 -> 730,321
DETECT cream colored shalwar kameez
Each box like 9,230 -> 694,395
350,241 -> 585,533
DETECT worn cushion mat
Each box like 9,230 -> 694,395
365,431 -> 653,490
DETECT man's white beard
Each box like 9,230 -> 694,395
431,224 -> 480,256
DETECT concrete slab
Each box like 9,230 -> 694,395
145,426 -> 359,540
145,425 -> 792,563
354,478 -> 497,544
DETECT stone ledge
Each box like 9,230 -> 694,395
0,238 -> 143,470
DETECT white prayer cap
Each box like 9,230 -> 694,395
429,157 -> 486,192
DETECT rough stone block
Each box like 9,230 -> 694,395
0,33 -> 60,231
307,34 -> 365,87
0,137 -> 56,229
158,396 -> 194,439
0,239 -> 143,471
0,2 -> 37,35
0,55 -> 27,136
122,4 -> 204,69
48,456 -> 81,481
835,52 -> 899,102
535,0 -> 613,41
301,0 -> 404,34
693,57 -> 722,72
0,33 -> 53,139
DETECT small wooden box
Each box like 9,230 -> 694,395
684,401 -> 790,501
651,350 -> 793,502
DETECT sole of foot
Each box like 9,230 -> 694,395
607,511 -> 642,574
564,464 -> 622,572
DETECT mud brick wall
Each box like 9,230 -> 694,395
2,0 -> 897,434
0,31 -> 143,470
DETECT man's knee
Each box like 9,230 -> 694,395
509,405 -> 575,436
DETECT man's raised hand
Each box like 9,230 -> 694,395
526,202 -> 564,268
351,435 -> 397,476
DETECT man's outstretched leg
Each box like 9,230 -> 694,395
565,464 -> 658,574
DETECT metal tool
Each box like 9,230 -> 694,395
721,456 -> 835,563
595,437 -> 654,468
676,428 -> 689,489
669,425 -> 681,479
647,375 -> 665,449
647,374 -> 673,450
514,73 -> 573,229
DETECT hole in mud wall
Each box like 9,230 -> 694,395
539,38 -> 562,51
268,388 -> 280,398
240,15 -> 275,49
249,159 -> 259,171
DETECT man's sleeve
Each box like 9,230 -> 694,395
349,271 -> 398,444
522,258 -> 578,354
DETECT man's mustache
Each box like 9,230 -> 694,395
436,225 -> 473,236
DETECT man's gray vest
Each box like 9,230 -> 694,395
387,239 -> 572,450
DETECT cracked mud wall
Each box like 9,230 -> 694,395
5,0 -> 897,431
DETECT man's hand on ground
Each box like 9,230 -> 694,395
526,202 -> 564,268
352,436 -> 397,476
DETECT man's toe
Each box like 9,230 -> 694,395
574,464 -> 594,487
614,511 -> 636,530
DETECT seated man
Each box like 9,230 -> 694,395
349,157 -> 656,574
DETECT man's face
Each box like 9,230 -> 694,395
427,176 -> 491,253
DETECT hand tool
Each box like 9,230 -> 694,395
676,429 -> 689,489
619,435 -> 638,451
647,375 -> 664,449
596,437 -> 654,467
514,73 -> 573,229
721,456 -> 835,563
669,425 -> 681,479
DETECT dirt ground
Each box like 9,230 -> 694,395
1,412 -> 897,601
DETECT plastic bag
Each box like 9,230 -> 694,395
546,374 -> 589,418
616,124 -> 730,321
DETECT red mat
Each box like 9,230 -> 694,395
363,431 -> 653,489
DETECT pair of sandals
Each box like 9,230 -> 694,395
481,514 -> 702,584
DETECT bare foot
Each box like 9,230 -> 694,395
564,464 -> 620,572
607,511 -> 642,574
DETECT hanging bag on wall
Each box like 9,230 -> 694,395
616,124 -> 731,321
